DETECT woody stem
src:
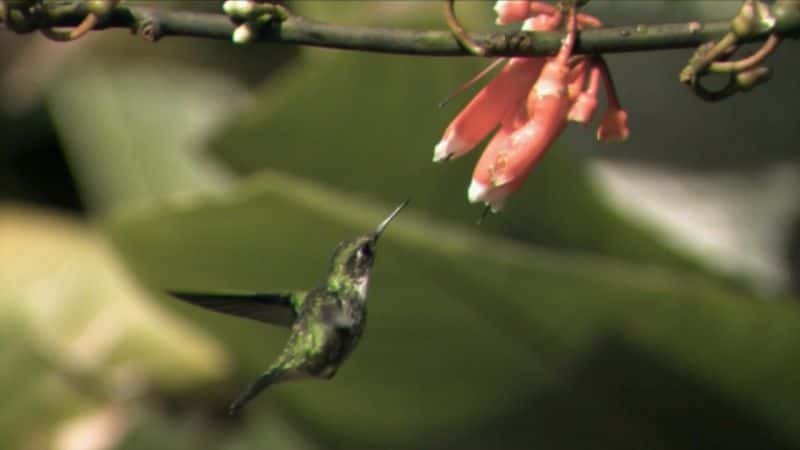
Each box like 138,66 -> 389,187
2,1 -> 798,56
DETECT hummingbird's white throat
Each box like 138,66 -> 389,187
354,275 -> 369,300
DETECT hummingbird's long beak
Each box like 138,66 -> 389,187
374,199 -> 409,239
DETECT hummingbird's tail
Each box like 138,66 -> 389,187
228,368 -> 284,415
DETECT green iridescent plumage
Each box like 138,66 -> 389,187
167,200 -> 407,414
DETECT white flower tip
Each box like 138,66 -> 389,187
223,0 -> 254,17
493,1 -> 511,25
596,109 -> 630,142
493,1 -> 507,16
486,187 -> 509,212
495,1 -> 531,26
567,112 -> 589,125
433,133 -> 470,163
469,180 -> 511,211
222,1 -> 236,15
494,1 -> 518,18
232,24 -> 254,44
468,179 -> 490,203
521,18 -> 536,31
433,141 -> 452,163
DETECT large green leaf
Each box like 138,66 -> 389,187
107,170 -> 800,449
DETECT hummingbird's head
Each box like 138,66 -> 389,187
329,200 -> 408,282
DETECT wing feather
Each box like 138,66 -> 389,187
166,291 -> 304,327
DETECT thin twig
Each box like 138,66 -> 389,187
1,2 -> 798,57
709,33 -> 781,72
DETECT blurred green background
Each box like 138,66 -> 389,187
2,1 -> 800,449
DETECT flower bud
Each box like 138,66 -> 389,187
731,2 -> 755,36
736,66 -> 772,91
223,1 -> 257,18
596,108 -> 630,142
232,22 -> 256,44
87,0 -> 115,17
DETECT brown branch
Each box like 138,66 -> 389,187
1,2 -> 798,56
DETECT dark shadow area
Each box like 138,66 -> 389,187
449,335 -> 796,450
0,106 -> 84,214
786,217 -> 800,295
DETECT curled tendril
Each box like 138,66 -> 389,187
709,33 -> 781,73
444,0 -> 486,56
685,34 -> 779,102
39,0 -> 120,42
690,73 -> 740,102
40,13 -> 98,41
681,0 -> 781,101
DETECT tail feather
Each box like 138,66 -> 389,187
229,369 -> 284,415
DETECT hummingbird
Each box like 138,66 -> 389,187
167,200 -> 408,415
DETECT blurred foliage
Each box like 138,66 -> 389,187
0,206 -> 228,449
46,61 -> 238,214
1,1 -> 800,450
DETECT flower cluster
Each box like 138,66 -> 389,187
434,1 -> 629,212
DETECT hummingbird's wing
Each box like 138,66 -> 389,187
166,291 -> 306,327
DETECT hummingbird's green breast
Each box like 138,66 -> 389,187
283,284 -> 367,378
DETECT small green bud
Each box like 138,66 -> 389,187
254,13 -> 273,25
224,0 -> 283,21
232,22 -> 255,44
773,0 -> 800,27
223,0 -> 256,18
736,66 -> 772,91
755,1 -> 777,30
731,1 -> 758,37
87,0 -> 114,17
732,0 -> 776,37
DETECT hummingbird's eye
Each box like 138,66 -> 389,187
357,245 -> 373,261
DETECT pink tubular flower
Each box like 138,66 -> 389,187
495,1 -> 558,25
468,8 -> 577,211
433,8 -> 563,163
495,1 -> 534,25
597,108 -> 629,142
434,1 -> 630,212
594,58 -> 630,142
568,63 -> 600,124
433,57 -> 544,163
